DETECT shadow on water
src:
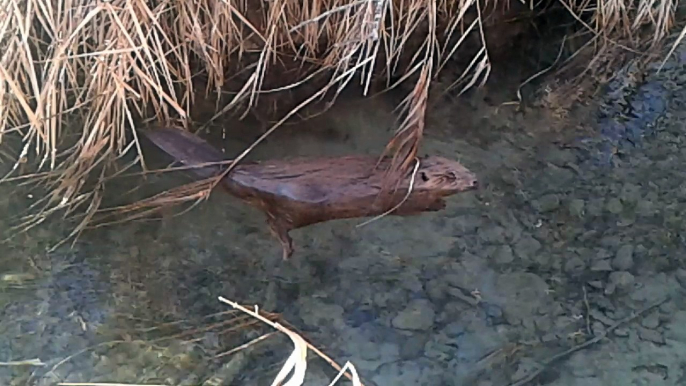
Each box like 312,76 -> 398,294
3,43 -> 686,386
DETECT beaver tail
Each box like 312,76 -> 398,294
143,127 -> 229,180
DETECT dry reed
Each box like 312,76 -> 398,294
0,0 -> 682,243
218,296 -> 364,386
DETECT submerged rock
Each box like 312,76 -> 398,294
514,236 -> 542,261
495,272 -> 549,326
392,299 -> 436,331
568,198 -> 586,217
533,194 -> 560,213
492,245 -> 515,265
399,333 -> 430,360
372,359 -> 444,386
479,225 -> 507,244
297,298 -> 345,328
640,312 -> 660,329
564,255 -> 586,274
606,198 -> 624,214
607,271 -> 636,292
637,327 -> 665,344
591,259 -> 613,272
612,244 -> 635,271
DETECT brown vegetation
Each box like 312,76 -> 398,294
0,0 -> 683,243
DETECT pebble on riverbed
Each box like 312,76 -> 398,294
568,198 -> 585,217
612,244 -> 635,271
533,194 -> 560,212
606,271 -> 636,294
392,299 -> 436,331
606,198 -> 624,214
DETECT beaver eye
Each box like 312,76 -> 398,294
420,172 -> 429,182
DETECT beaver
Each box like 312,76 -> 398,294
144,127 -> 478,260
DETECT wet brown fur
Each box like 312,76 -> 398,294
144,127 -> 478,260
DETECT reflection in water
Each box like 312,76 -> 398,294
2,48 -> 686,386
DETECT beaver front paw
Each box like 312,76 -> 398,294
266,215 -> 295,261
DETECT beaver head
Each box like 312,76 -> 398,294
412,156 -> 478,195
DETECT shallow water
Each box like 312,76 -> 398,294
2,44 -> 686,386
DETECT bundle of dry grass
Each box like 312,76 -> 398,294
0,0 -> 682,243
